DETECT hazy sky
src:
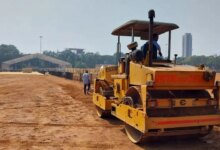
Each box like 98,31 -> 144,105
0,0 -> 220,57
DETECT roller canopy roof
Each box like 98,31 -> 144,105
112,20 -> 179,40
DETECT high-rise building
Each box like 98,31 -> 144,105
182,33 -> 192,57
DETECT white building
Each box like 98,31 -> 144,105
66,48 -> 84,55
182,33 -> 192,57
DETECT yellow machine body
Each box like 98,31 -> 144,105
93,61 -> 220,140
92,19 -> 220,143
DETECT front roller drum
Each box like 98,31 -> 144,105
95,106 -> 110,118
125,124 -> 145,143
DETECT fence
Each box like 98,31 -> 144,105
40,67 -> 99,82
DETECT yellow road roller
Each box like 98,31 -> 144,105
93,10 -> 220,143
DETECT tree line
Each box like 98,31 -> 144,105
0,44 -> 119,69
43,49 -> 119,68
177,55 -> 220,72
0,44 -> 219,71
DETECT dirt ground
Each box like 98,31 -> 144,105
0,73 -> 220,150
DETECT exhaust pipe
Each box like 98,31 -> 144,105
148,9 -> 155,66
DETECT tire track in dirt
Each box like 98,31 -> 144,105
0,75 -> 130,150
0,140 -> 116,149
0,121 -> 123,128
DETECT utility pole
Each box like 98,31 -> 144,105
40,36 -> 43,53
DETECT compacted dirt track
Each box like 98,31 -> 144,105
0,73 -> 220,150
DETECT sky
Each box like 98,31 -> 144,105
0,0 -> 220,57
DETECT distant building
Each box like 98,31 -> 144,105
66,48 -> 85,55
182,33 -> 192,57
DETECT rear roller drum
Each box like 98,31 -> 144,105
125,124 -> 145,143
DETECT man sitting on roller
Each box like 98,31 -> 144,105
141,33 -> 163,60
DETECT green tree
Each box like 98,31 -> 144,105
0,44 -> 22,65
